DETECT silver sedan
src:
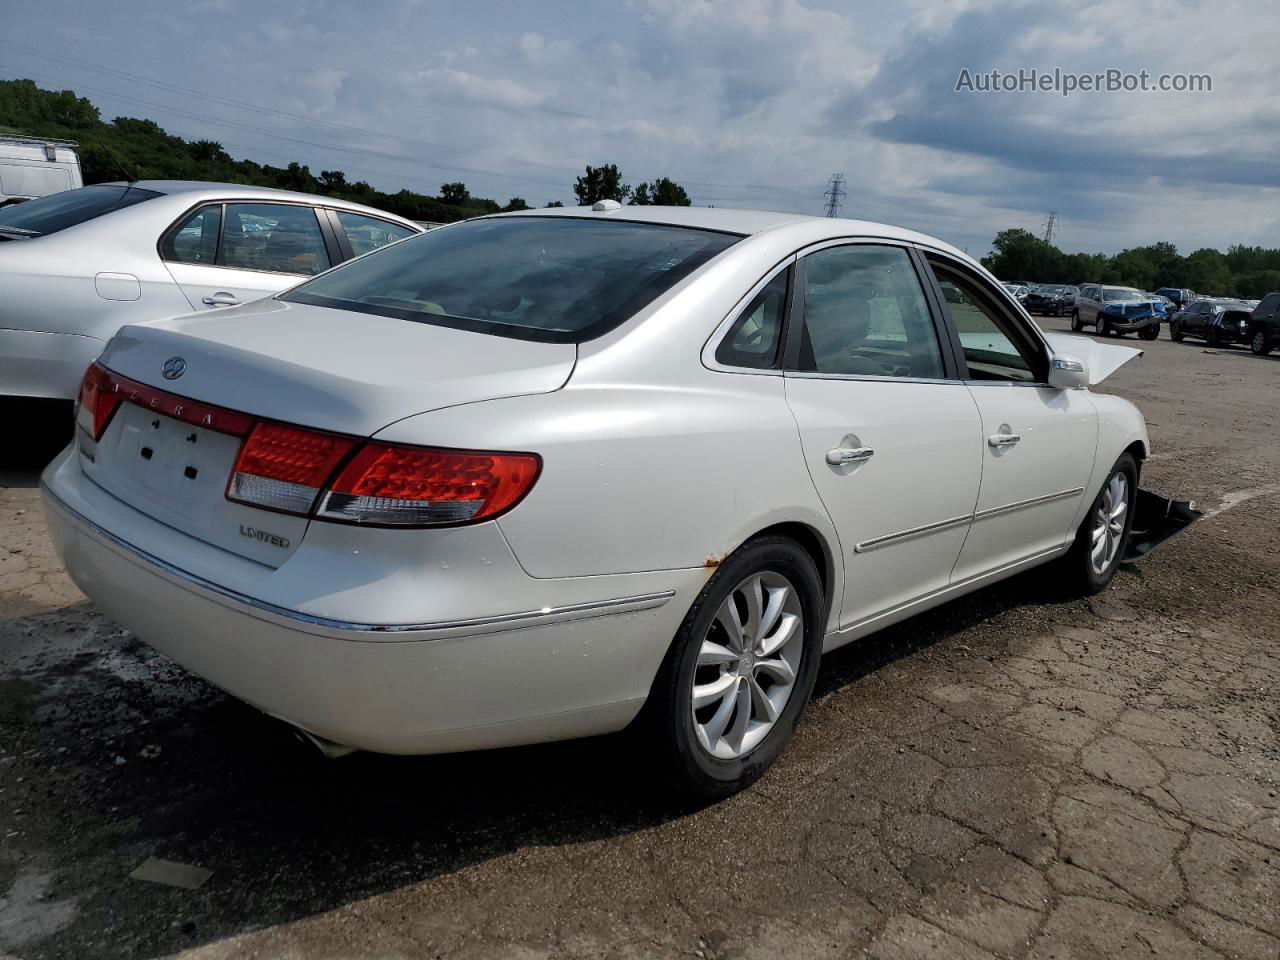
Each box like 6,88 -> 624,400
0,180 -> 420,401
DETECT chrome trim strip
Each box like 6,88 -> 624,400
852,488 -> 1085,553
854,514 -> 972,553
973,487 -> 1084,521
42,482 -> 675,639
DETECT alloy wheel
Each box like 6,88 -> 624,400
691,571 -> 804,760
1090,472 -> 1129,575
1253,331 -> 1268,355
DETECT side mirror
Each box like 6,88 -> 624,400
1049,354 -> 1089,390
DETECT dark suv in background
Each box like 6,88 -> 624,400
1169,299 -> 1254,347
1154,287 -> 1197,313
1245,291 -> 1280,355
1025,284 -> 1078,316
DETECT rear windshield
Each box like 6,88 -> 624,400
282,216 -> 742,343
0,184 -> 161,238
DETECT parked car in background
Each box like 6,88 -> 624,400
0,181 -> 421,401
1025,284 -> 1078,316
1002,282 -> 1030,302
1154,287 -> 1197,314
42,205 -> 1195,797
1170,298 -> 1256,347
1244,291 -> 1280,355
0,135 -> 82,207
1071,284 -> 1165,340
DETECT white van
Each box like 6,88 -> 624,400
0,136 -> 83,207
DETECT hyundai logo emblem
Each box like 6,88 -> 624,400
162,356 -> 187,380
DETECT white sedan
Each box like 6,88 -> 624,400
41,205 -> 1196,797
0,180 -> 420,401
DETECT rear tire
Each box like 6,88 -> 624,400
642,535 -> 824,799
1139,323 -> 1159,341
1097,316 -> 1110,337
1070,310 -> 1083,332
1206,326 -> 1220,348
1252,330 -> 1272,355
1063,453 -> 1138,595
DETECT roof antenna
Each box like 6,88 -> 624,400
93,138 -> 139,184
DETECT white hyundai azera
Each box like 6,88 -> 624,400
42,204 -> 1197,796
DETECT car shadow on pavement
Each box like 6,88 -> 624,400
1,397 -> 72,487
0,557 -> 1088,960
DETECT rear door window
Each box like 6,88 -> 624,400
219,203 -> 330,275
0,183 -> 160,238
335,211 -> 416,257
793,244 -> 946,379
160,204 -> 222,265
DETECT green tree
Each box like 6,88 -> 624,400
650,176 -> 691,205
573,164 -> 630,205
629,182 -> 652,205
503,197 -> 530,211
545,200 -> 564,207
440,182 -> 471,204
980,229 -> 1064,282
318,169 -> 348,192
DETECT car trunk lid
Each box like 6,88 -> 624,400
80,298 -> 575,566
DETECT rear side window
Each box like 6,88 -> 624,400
220,203 -> 330,276
716,269 -> 788,369
283,216 -> 741,343
0,184 -> 160,238
795,245 -> 945,379
161,204 -> 222,265
336,211 -> 416,256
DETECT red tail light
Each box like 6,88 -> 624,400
75,364 -> 122,441
78,362 -> 540,527
226,423 -> 358,516
317,443 -> 541,526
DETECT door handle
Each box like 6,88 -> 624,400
987,433 -> 1021,448
202,292 -> 240,307
825,446 -> 875,465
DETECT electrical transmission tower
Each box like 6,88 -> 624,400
823,174 -> 846,218
1042,211 -> 1058,245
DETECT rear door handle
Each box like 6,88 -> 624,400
825,446 -> 875,465
987,433 -> 1021,448
202,292 -> 240,307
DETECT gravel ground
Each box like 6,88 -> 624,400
1,318 -> 1277,960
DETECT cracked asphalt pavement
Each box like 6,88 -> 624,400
1,318 -> 1277,959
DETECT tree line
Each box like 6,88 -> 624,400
981,228 -> 1280,300
0,79 -> 691,221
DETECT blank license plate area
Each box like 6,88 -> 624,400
110,402 -> 241,513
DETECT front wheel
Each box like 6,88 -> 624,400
1070,310 -> 1083,332
1206,326 -> 1220,347
1251,330 -> 1271,355
643,535 -> 824,798
1170,321 -> 1184,342
1139,323 -> 1160,341
1063,453 -> 1138,594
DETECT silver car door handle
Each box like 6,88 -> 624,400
987,433 -> 1021,448
202,292 -> 241,307
825,446 -> 875,465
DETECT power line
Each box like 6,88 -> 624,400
823,173 -> 845,218
0,39 -> 816,196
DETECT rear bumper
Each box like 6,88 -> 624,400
0,328 -> 103,400
41,448 -> 705,754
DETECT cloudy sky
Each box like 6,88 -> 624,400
4,0 -> 1278,256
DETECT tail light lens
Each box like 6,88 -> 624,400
317,443 -> 541,525
75,364 -> 121,441
78,362 -> 539,527
227,423 -> 357,516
